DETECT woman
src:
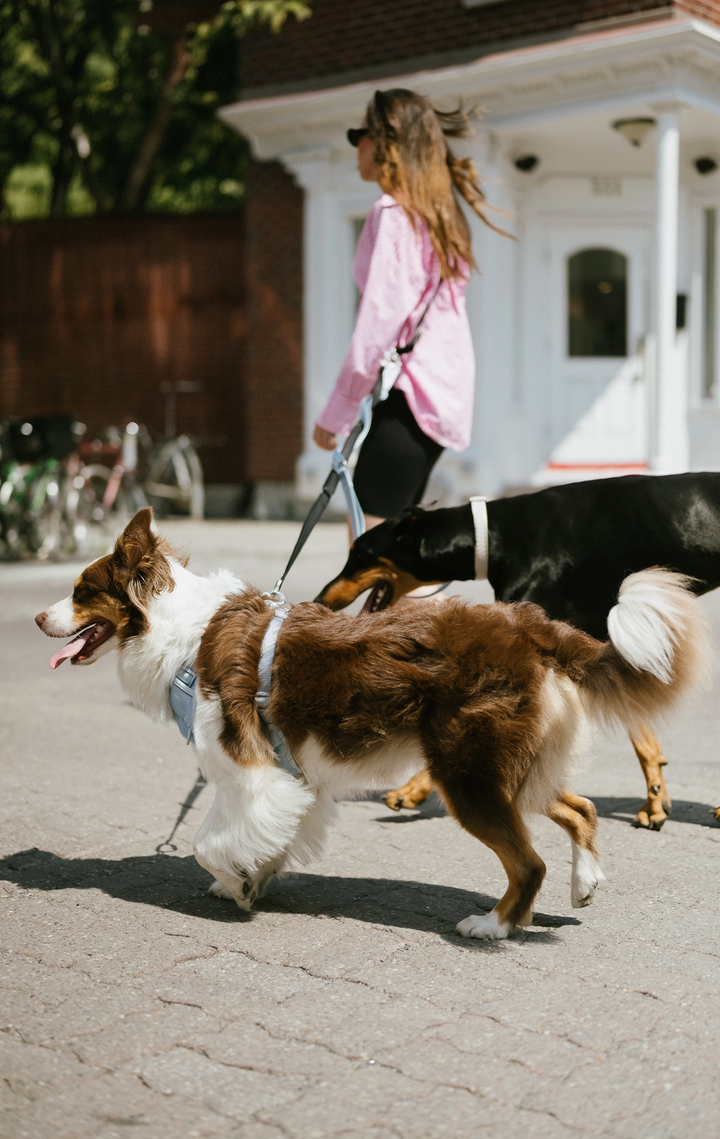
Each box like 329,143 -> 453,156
313,87 -> 502,535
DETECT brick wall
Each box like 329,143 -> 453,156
242,160 -> 304,483
238,0 -> 712,96
675,0 -> 720,19
0,214 -> 249,484
0,200 -> 303,489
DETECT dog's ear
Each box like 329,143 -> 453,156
112,508 -> 175,617
114,508 -> 155,580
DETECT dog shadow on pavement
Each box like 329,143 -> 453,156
368,790 -> 720,830
591,796 -> 720,828
0,846 -> 577,947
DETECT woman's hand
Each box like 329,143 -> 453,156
313,424 -> 337,451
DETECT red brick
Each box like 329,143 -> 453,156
0,214 -> 253,484
0,202 -> 303,485
238,0 -> 718,95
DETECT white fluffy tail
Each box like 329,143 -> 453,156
580,569 -> 709,730
607,569 -> 701,684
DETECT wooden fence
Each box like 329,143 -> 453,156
0,172 -> 303,489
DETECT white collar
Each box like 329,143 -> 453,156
469,496 -> 489,581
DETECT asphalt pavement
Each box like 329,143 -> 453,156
2,518 -> 720,1139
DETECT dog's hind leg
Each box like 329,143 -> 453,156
440,783 -> 546,940
384,769 -> 433,811
631,724 -> 671,830
547,790 -> 605,908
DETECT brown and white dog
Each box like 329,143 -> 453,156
36,510 -> 707,940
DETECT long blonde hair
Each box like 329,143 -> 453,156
366,88 -> 505,280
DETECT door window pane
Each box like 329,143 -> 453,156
568,248 -> 627,357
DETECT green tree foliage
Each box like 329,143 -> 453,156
0,0 -> 310,218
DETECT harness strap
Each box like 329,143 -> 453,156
168,600 -> 302,779
255,598 -> 303,779
169,664 -> 198,745
469,495 -> 489,581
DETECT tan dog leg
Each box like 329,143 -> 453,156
547,791 -> 604,908
631,725 -> 671,830
384,769 -> 433,811
547,790 -> 599,856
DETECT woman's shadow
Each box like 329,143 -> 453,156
0,846 -> 578,946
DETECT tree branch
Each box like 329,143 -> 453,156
120,32 -> 189,212
28,0 -> 90,216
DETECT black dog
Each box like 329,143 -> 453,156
316,472 -> 720,828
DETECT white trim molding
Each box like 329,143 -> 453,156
220,18 -> 720,160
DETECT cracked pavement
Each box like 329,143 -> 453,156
2,519 -> 720,1139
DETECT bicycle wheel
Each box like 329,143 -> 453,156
145,436 -> 204,518
26,462 -> 64,560
0,467 -> 27,559
67,464 -> 116,556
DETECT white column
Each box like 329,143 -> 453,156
650,105 -> 688,472
284,150 -> 380,501
284,152 -> 351,500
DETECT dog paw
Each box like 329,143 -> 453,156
456,911 -> 510,940
208,879 -> 234,900
636,783 -> 672,829
384,772 -> 432,812
571,887 -> 596,908
571,851 -> 606,908
383,791 -> 403,812
635,801 -> 669,830
232,876 -> 258,910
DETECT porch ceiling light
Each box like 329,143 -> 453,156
514,154 -> 539,172
612,118 -> 656,148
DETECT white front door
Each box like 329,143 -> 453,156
542,226 -> 648,472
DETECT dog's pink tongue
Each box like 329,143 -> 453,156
49,627 -> 95,670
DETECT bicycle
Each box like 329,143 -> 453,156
0,402 -> 205,561
143,381 -> 205,519
0,417 -> 88,560
78,422 -> 149,535
144,432 -> 204,519
79,413 -> 204,526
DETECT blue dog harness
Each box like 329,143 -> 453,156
169,664 -> 198,745
169,593 -> 302,778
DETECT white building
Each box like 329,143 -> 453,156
223,13 -> 720,504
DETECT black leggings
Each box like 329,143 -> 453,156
352,388 -> 444,518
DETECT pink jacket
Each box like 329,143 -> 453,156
317,193 -> 475,451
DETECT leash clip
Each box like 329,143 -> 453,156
264,587 -> 287,609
